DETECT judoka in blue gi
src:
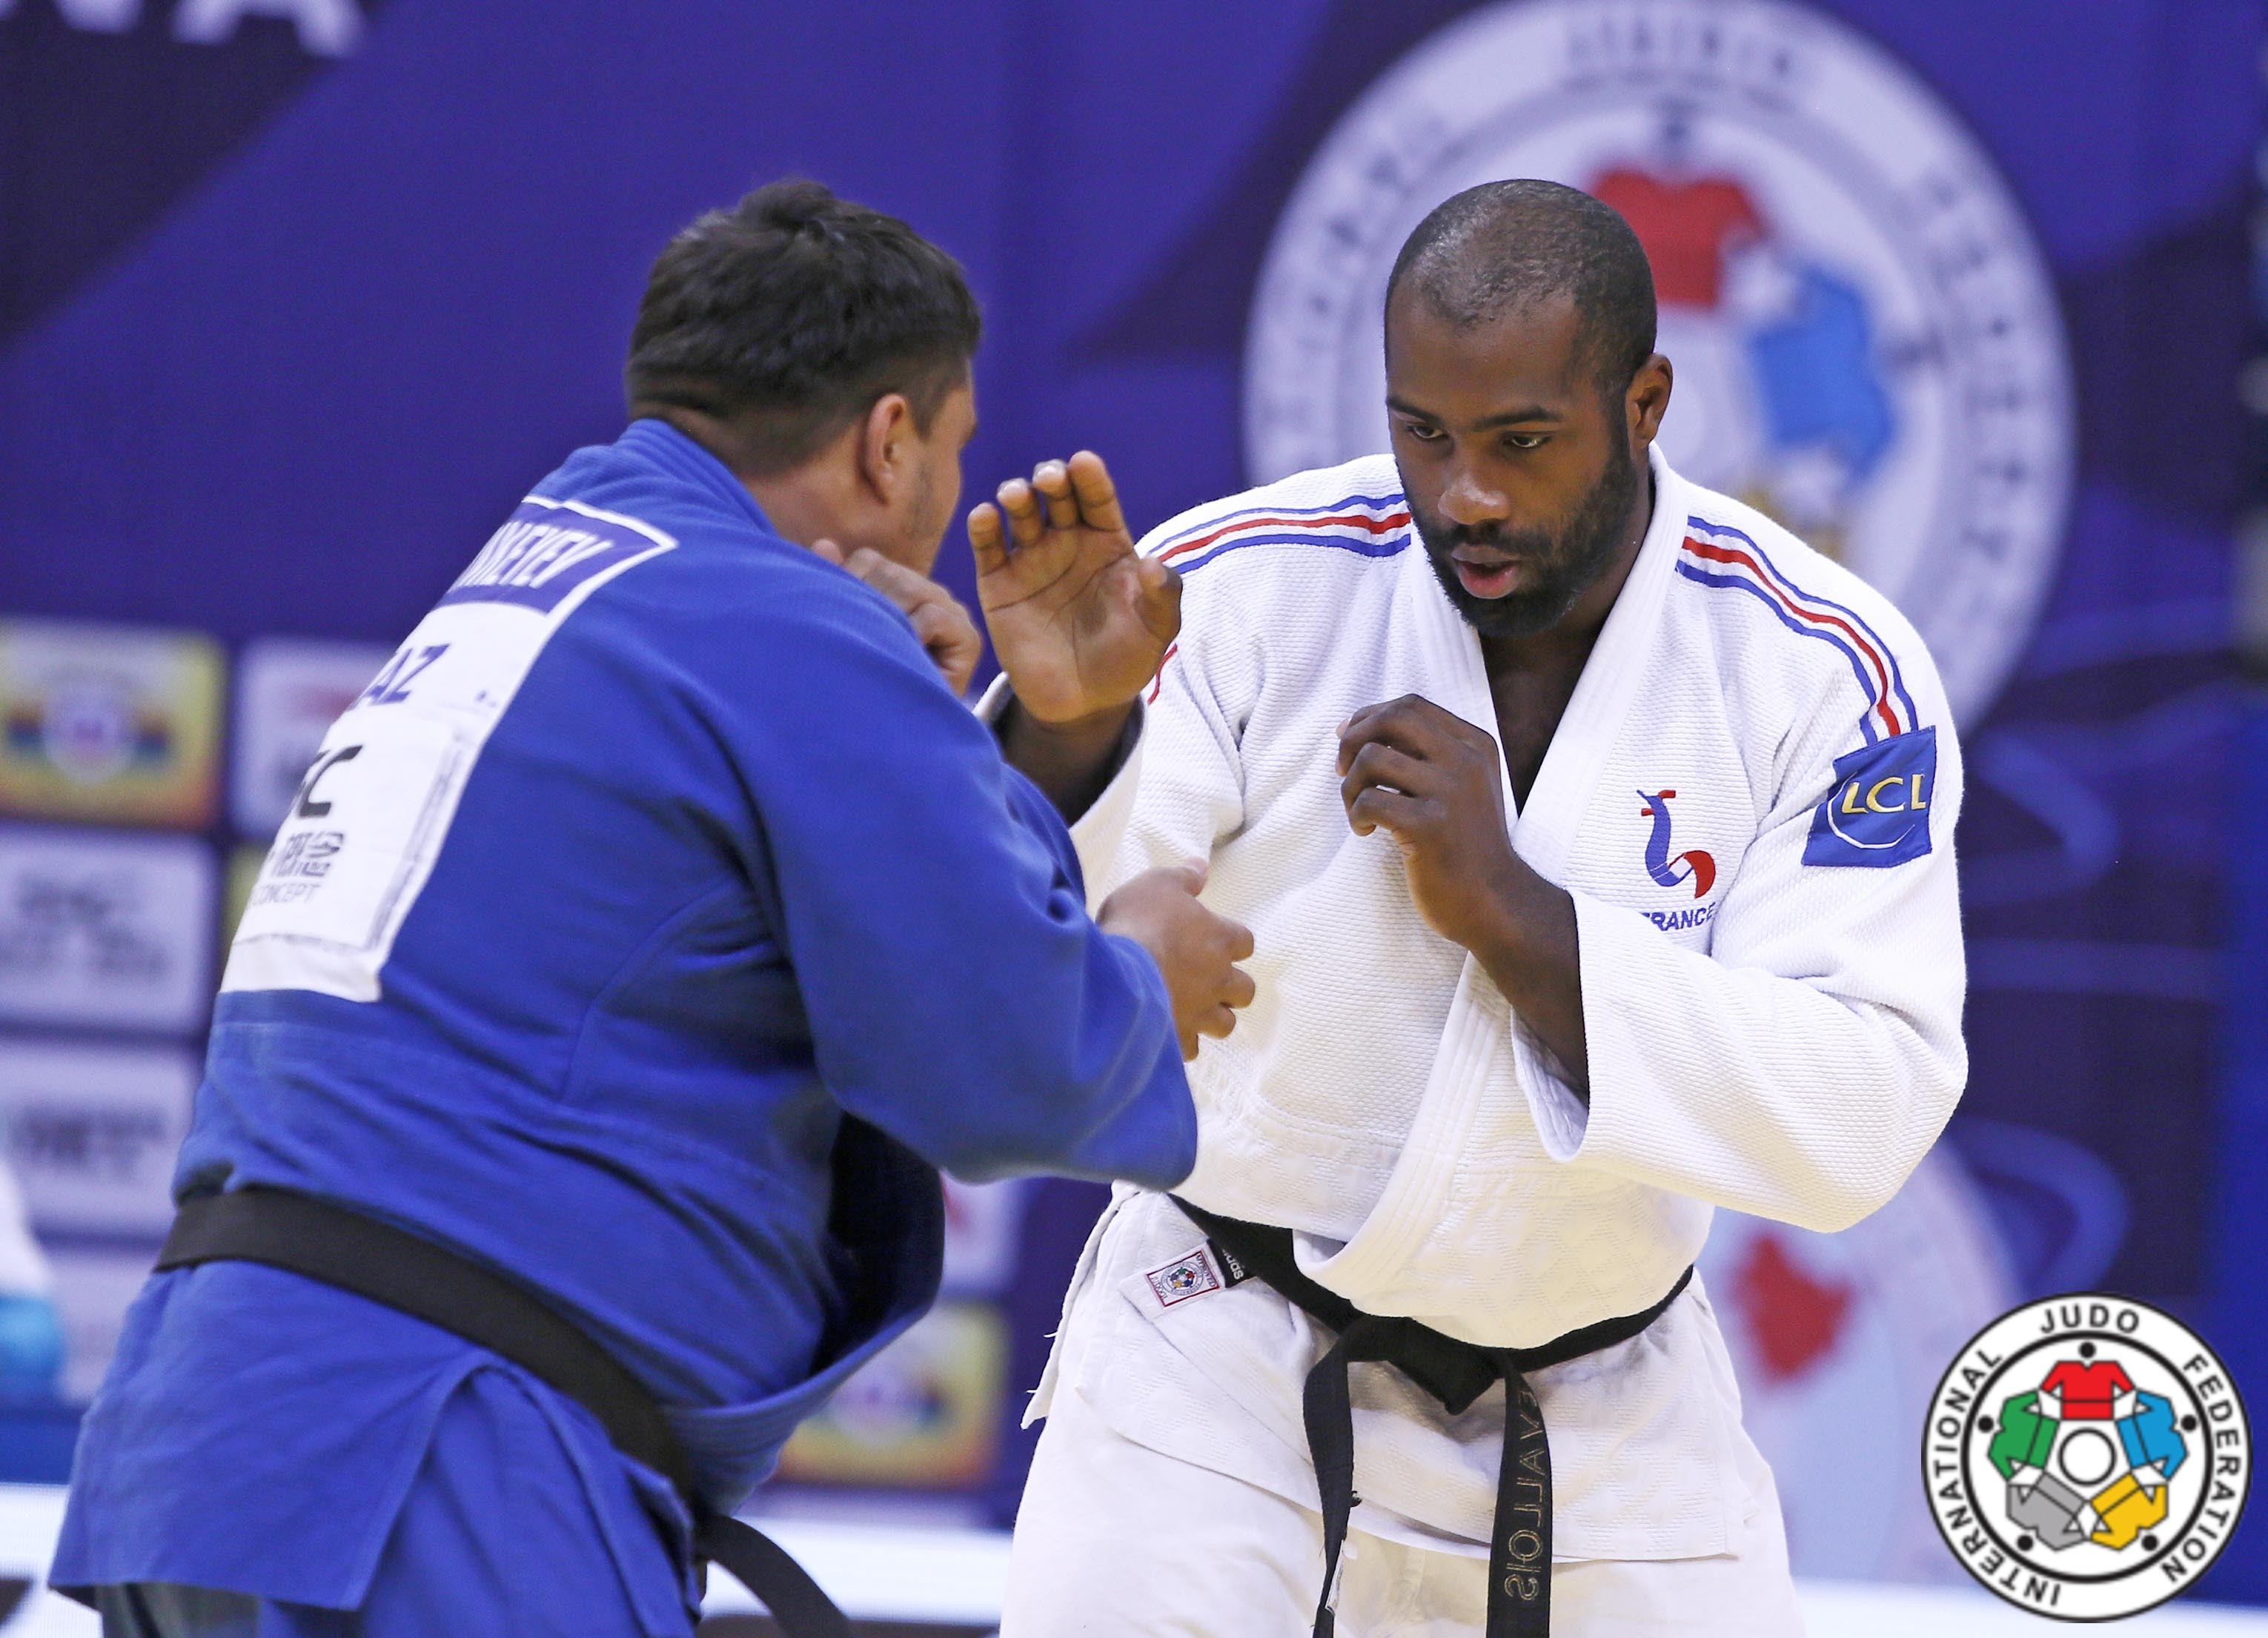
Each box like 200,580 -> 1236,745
51,182 -> 1252,1637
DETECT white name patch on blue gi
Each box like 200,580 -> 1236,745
1803,726 -> 1937,869
440,499 -> 670,614
222,496 -> 674,1001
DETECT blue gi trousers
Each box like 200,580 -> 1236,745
93,1367 -> 689,1638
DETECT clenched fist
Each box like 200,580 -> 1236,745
1338,695 -> 1525,954
1337,694 -> 1589,1094
1098,861 -> 1256,1061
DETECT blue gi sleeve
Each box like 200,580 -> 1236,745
693,559 -> 1196,1189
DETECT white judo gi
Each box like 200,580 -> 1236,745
995,447 -> 1966,1635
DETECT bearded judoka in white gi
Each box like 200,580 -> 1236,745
966,180 -> 1966,1635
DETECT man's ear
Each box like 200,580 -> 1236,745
855,393 -> 914,507
1628,354 -> 1674,446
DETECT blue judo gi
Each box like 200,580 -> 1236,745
51,420 -> 1196,1635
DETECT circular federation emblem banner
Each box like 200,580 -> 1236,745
1924,1294 -> 2252,1619
1244,0 -> 2076,727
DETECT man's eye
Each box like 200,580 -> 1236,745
1505,432 -> 1547,451
1399,421 -> 1445,443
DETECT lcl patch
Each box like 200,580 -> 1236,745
1804,726 -> 1937,869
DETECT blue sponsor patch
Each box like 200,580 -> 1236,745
1803,726 -> 1937,869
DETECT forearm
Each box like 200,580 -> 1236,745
1466,870 -> 1589,1101
798,758 -> 1193,1190
996,695 -> 1137,822
1548,892 -> 1963,1230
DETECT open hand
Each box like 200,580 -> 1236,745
813,540 -> 983,697
968,451 -> 1181,725
1098,861 -> 1256,1060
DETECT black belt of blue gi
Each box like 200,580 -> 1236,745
156,1187 -> 850,1638
1173,1198 -> 1691,1638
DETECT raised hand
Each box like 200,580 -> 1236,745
1096,861 -> 1257,1060
968,451 -> 1181,726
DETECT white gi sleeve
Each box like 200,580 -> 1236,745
980,552 -> 1259,909
1520,711 -> 1968,1236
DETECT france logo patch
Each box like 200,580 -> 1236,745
1804,726 -> 1937,869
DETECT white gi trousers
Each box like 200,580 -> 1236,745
1002,1384 -> 1806,1637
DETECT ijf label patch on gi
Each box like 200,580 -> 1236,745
1145,1246 -> 1226,1309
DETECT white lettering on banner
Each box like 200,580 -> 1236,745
0,0 -> 364,50
26,0 -> 141,31
222,496 -> 674,1003
172,0 -> 362,56
0,1039 -> 198,1238
0,828 -> 216,1032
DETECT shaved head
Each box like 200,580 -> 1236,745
1380,181 -> 1674,646
1386,179 -> 1657,397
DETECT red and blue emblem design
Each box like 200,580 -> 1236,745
1639,789 -> 1715,898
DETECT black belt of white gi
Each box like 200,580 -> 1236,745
157,1187 -> 850,1638
1173,1198 -> 1691,1638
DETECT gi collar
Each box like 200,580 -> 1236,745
616,417 -> 776,537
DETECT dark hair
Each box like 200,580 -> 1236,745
626,179 -> 981,475
1385,179 -> 1656,396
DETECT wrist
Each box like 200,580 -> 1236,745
1465,861 -> 1563,993
1000,696 -> 1135,765
998,696 -> 1140,823
1013,694 -> 1137,737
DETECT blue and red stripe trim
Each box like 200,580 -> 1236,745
1153,495 -> 1411,577
1152,491 -> 1407,553
1677,517 -> 1917,742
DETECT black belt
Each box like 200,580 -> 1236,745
156,1187 -> 849,1638
1173,1198 -> 1691,1638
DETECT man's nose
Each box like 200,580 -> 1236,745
1436,465 -> 1508,528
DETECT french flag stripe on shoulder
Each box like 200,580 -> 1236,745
1154,495 -> 1412,575
1152,491 -> 1407,554
1675,516 -> 1918,742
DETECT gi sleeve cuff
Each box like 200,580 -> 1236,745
1512,1013 -> 1590,1161
972,672 -> 1015,723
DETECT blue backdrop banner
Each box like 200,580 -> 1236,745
0,0 -> 2257,1602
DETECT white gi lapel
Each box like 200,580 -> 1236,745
1288,522 -> 1502,1304
1516,448 -> 1685,877
1292,451 -> 1687,1315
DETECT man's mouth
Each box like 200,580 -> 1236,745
1450,548 -> 1522,600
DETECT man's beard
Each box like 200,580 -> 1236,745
1409,437 -> 1641,641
